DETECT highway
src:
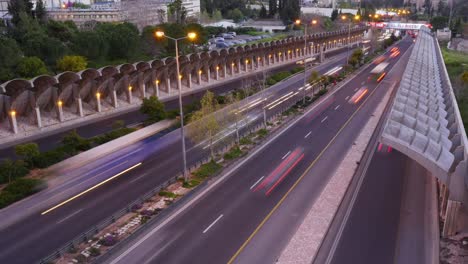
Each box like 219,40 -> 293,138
0,48 -> 346,160
100,38 -> 414,264
0,47 -> 356,263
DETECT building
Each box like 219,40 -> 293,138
1,0 -> 9,20
47,0 -> 169,31
181,0 -> 200,18
404,0 -> 449,12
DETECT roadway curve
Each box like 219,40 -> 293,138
0,48 -> 353,263
99,38 -> 415,264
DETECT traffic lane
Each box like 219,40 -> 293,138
0,59 -> 310,160
0,53 -> 352,262
0,47 -> 358,262
329,150 -> 406,264
105,43 -> 408,264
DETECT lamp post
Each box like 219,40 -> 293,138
342,15 -> 360,65
155,30 -> 197,181
295,19 -> 318,104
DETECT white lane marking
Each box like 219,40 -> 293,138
203,214 -> 224,234
345,96 -> 350,100
361,81 -> 366,85
321,116 -> 328,123
130,172 -> 149,183
354,88 -> 358,92
108,52 -> 373,264
250,176 -> 265,190
334,105 -> 341,110
56,209 -> 83,224
282,151 -> 291,160
304,131 -> 312,138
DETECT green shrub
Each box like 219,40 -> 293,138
33,148 -> 68,169
271,71 -> 292,82
317,88 -> 328,96
290,66 -> 304,74
92,127 -> 137,145
14,143 -> 40,168
266,77 -> 277,86
183,179 -> 201,188
223,146 -> 243,160
257,128 -> 268,138
0,178 -> 44,209
0,159 -> 30,184
89,247 -> 100,257
193,160 -> 222,178
239,137 -> 253,145
158,190 -> 178,198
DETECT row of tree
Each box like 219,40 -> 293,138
0,0 -> 211,82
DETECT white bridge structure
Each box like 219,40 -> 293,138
381,26 -> 468,236
368,22 -> 432,30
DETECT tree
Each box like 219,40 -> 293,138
423,0 -> 433,16
279,0 -> 300,23
331,9 -> 339,21
259,5 -> 268,18
430,16 -> 448,31
15,143 -> 40,167
269,0 -> 277,17
62,130 -> 91,153
156,9 -> 167,24
72,31 -> 109,61
34,0 -> 46,23
0,37 -> 23,82
7,0 -> 34,25
56,55 -> 87,72
230,8 -> 244,23
140,96 -> 166,124
16,56 -> 48,78
212,9 -> 223,21
96,23 -> 140,60
46,20 -> 78,42
168,0 -> 187,24
0,159 -> 29,184
188,91 -> 221,159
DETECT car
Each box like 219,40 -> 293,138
227,32 -> 237,37
237,39 -> 246,44
222,33 -> 234,39
215,33 -> 224,38
215,37 -> 225,43
216,42 -> 230,48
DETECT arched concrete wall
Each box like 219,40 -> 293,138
0,27 -> 367,132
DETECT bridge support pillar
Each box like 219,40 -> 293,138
155,81 -> 160,97
96,96 -> 102,112
112,90 -> 118,108
57,103 -> 64,122
141,84 -> 147,99
35,107 -> 42,128
8,111 -> 18,134
187,74 -> 192,88
76,98 -> 84,117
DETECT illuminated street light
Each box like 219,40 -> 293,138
10,110 -> 16,117
154,30 -> 198,181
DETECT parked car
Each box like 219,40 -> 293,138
215,37 -> 225,43
222,33 -> 234,39
237,39 -> 247,44
227,32 -> 237,37
216,42 -> 230,48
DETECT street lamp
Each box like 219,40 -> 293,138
295,18 -> 318,104
155,30 -> 197,181
341,15 -> 360,65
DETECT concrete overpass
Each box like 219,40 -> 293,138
0,27 -> 367,135
381,26 -> 468,236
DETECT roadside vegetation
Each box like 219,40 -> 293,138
440,45 -> 468,130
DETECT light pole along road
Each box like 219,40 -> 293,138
154,30 -> 197,181
101,38 -> 414,264
295,18 -> 318,105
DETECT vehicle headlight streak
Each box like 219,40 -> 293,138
267,92 -> 300,110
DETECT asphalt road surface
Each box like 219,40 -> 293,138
327,150 -> 433,264
0,48 -> 354,263
100,38 -> 414,264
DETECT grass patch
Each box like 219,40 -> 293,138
223,146 -> 244,160
158,190 -> 178,198
0,178 -> 45,209
193,160 -> 222,179
183,178 -> 202,188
